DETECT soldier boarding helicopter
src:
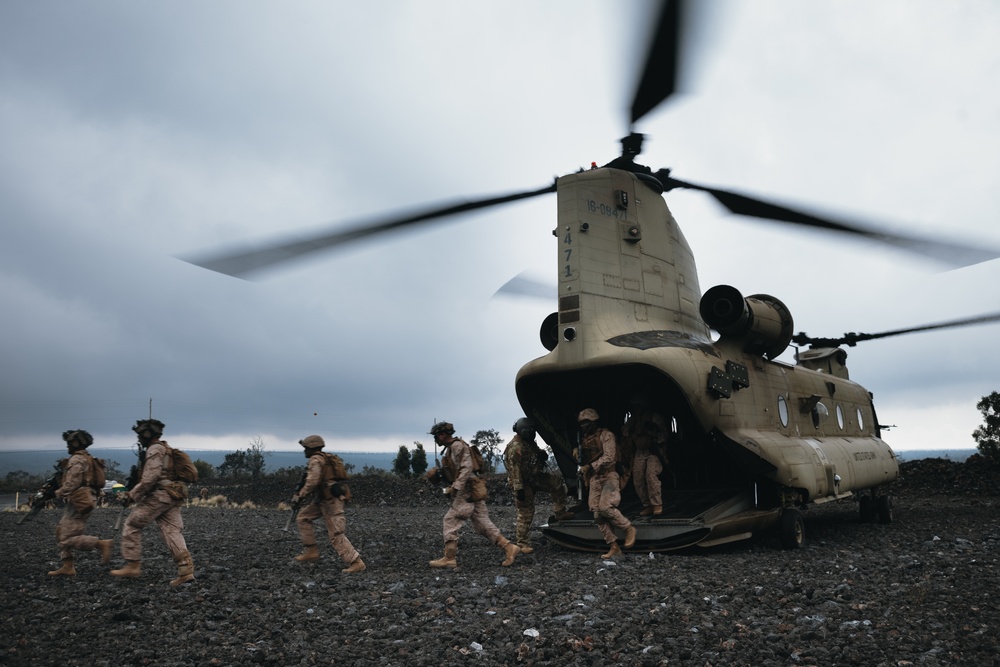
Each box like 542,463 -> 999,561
184,1 -> 1000,550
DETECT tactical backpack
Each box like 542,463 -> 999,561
322,453 -> 350,500
88,454 -> 107,490
469,444 -> 485,474
163,442 -> 199,483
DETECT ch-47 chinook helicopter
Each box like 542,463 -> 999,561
183,1 -> 1000,551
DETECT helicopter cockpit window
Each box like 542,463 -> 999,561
777,395 -> 789,428
857,407 -> 865,432
836,404 -> 845,429
811,401 -> 829,429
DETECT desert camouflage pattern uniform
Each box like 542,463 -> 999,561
504,434 -> 569,548
441,438 -> 506,545
626,410 -> 667,510
121,440 -> 190,563
582,427 -> 633,545
53,452 -> 102,560
295,454 -> 359,565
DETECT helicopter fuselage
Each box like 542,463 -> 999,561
515,167 -> 898,550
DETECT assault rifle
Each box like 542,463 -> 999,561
575,431 -> 584,501
18,465 -> 63,525
283,470 -> 308,532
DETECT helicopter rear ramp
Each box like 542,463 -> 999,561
541,488 -> 781,552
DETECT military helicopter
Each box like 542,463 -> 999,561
184,1 -> 1000,550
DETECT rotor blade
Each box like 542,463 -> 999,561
180,183 -> 556,279
660,173 -> 1000,269
793,311 -> 1000,348
630,0 -> 683,125
492,271 -> 554,300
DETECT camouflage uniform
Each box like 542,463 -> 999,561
625,410 -> 667,514
503,433 -> 570,552
293,435 -> 365,573
112,419 -> 194,586
578,409 -> 636,558
428,422 -> 520,568
48,431 -> 113,576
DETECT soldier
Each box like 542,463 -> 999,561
428,421 -> 520,568
291,435 -> 366,574
47,430 -> 114,576
111,419 -> 195,586
577,408 -> 636,559
503,417 -> 574,554
624,405 -> 669,516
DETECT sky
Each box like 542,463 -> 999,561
1,0 -> 999,455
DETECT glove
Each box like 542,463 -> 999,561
578,464 -> 590,476
516,489 -> 526,502
443,486 -> 454,496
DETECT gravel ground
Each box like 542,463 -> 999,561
3,461 -> 1000,666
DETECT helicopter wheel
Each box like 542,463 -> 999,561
779,509 -> 805,549
858,495 -> 876,523
876,494 -> 894,524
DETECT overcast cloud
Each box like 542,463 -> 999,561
1,1 -> 999,454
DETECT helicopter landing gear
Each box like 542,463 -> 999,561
875,494 -> 893,524
779,509 -> 805,549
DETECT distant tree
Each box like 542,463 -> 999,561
102,459 -> 125,481
218,450 -> 248,477
393,445 -> 412,477
193,459 -> 215,480
344,462 -> 356,474
361,464 -> 390,476
410,442 -> 428,476
246,436 -> 268,479
973,391 -> 1000,463
3,470 -> 35,490
471,429 -> 503,474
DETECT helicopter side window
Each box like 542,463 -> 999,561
857,407 -> 865,432
811,401 -> 829,429
836,404 -> 845,430
777,395 -> 789,428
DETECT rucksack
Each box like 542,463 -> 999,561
163,442 -> 199,483
89,455 -> 107,490
322,452 -> 348,481
469,444 -> 485,474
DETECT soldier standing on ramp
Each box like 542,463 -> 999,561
503,417 -> 574,554
577,408 -> 636,559
428,421 -> 521,569
47,430 -> 114,576
291,435 -> 366,574
110,419 -> 195,586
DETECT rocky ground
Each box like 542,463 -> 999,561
2,458 -> 1000,666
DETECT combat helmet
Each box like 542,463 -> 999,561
299,435 -> 325,449
577,408 -> 600,423
132,419 -> 165,437
512,417 -> 535,440
62,429 -> 94,450
429,421 -> 455,437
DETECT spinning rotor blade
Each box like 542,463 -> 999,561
793,311 -> 1000,348
493,271 -> 553,300
181,182 -> 556,279
658,172 -> 1000,269
630,0 -> 684,125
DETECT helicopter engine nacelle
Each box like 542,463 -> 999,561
700,285 -> 794,359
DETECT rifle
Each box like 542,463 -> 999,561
576,431 -> 584,501
283,471 -> 308,532
17,467 -> 63,525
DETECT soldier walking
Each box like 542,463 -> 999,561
577,408 -> 636,559
291,435 -> 366,573
503,417 -> 574,554
110,419 -> 195,586
428,421 -> 520,568
47,430 -> 114,576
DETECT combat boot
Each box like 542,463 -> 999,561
601,542 -> 621,559
111,560 -> 141,578
98,539 -> 114,565
652,505 -> 663,516
624,525 -> 637,549
342,557 -> 366,574
518,544 -> 535,555
640,505 -> 654,516
48,560 -> 76,576
169,550 -> 195,587
499,538 -> 521,567
294,544 -> 320,563
552,510 -> 575,522
429,541 -> 458,568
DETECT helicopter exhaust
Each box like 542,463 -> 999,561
700,284 -> 795,359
